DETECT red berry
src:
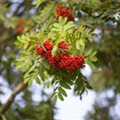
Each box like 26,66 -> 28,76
43,39 -> 53,51
16,19 -> 27,34
58,41 -> 68,49
16,26 -> 24,34
56,5 -> 74,21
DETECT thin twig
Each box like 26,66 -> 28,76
1,114 -> 6,120
0,82 -> 27,115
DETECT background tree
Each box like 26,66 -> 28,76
0,0 -> 55,120
0,0 -> 120,120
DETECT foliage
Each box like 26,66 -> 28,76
15,5 -> 97,101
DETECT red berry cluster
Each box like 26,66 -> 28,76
16,19 -> 27,34
56,5 -> 74,21
36,39 -> 53,59
58,41 -> 68,49
36,39 -> 85,72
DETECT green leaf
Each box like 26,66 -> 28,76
92,33 -> 99,38
27,64 -> 36,74
86,82 -> 92,90
90,56 -> 98,62
74,75 -> 84,92
58,17 -> 67,25
90,51 -> 97,57
52,45 -> 58,57
85,49 -> 92,56
54,87 -> 58,92
54,95 -> 58,102
86,60 -> 97,71
32,0 -> 45,8
64,21 -> 75,31
28,80 -> 33,86
58,93 -> 64,101
58,87 -> 67,97
36,76 -> 41,84
53,23 -> 62,29
79,39 -> 85,48
36,31 -> 45,44
38,67 -> 46,81
50,92 -> 56,99
15,52 -> 33,72
60,82 -> 71,89
43,60 -> 50,70
76,40 -> 81,50
80,87 -> 85,99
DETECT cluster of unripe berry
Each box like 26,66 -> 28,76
36,39 -> 85,72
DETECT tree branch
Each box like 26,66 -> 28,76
0,82 -> 27,115
0,114 -> 6,120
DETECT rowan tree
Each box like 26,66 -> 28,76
0,0 -> 120,120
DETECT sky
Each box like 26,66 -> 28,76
55,91 -> 96,120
